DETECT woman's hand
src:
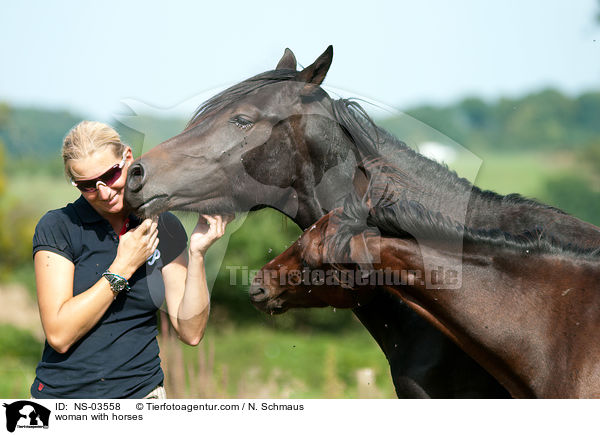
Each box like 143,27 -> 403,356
112,218 -> 159,277
189,214 -> 232,257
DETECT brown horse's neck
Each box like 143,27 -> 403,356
376,236 -> 600,398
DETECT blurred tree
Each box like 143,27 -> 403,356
0,104 -> 81,157
542,173 -> 600,227
578,140 -> 600,166
574,92 -> 600,134
0,127 -> 37,281
0,102 -> 9,127
399,88 -> 600,152
0,138 -> 5,194
458,97 -> 490,129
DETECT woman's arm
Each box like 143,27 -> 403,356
35,251 -> 114,353
35,219 -> 160,353
161,215 -> 228,345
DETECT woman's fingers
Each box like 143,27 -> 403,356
148,228 -> 159,248
135,218 -> 155,235
200,214 -> 229,239
201,215 -> 217,226
199,215 -> 216,237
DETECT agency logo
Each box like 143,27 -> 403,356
2,401 -> 50,433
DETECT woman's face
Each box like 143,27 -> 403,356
70,147 -> 134,217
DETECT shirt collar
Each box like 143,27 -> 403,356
73,195 -> 104,223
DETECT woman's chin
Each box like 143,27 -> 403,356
103,198 -> 124,214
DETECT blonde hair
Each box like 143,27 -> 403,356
62,121 -> 127,179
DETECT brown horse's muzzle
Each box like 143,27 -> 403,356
249,274 -> 288,314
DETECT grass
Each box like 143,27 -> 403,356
0,321 -> 395,399
0,324 -> 42,398
450,150 -> 562,198
160,316 -> 396,399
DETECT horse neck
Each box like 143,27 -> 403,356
367,138 -> 479,225
369,130 -> 600,248
292,132 -> 362,229
465,195 -> 600,249
377,236 -> 600,397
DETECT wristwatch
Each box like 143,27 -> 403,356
102,270 -> 130,298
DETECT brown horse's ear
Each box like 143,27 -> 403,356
349,233 -> 374,273
297,45 -> 333,85
276,48 -> 297,70
353,165 -> 369,199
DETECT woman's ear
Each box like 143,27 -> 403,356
125,146 -> 134,164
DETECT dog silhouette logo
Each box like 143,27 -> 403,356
3,401 -> 50,432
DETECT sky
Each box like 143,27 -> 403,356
1,0 -> 599,121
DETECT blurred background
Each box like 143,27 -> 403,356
1,1 -> 599,398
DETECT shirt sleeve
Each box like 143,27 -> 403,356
157,212 -> 187,266
32,210 -> 75,262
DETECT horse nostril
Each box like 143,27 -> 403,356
249,284 -> 268,301
127,161 -> 147,193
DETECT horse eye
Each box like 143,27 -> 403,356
229,116 -> 254,130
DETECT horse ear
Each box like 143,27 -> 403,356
349,233 -> 374,274
353,165 -> 369,199
276,48 -> 297,70
297,45 -> 333,85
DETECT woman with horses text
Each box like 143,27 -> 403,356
30,121 -> 228,398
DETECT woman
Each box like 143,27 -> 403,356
30,121 -> 227,398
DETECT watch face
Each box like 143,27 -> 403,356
113,280 -> 126,293
105,273 -> 127,293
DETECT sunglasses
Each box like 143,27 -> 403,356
71,151 -> 127,193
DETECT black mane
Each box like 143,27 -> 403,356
186,70 -> 297,129
330,98 -> 564,217
325,162 -> 600,261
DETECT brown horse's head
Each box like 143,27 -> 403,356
249,210 -> 377,314
124,46 -> 362,228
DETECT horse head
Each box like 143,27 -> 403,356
249,209 -> 377,314
125,46 -> 361,228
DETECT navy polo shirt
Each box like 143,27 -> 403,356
30,196 -> 187,399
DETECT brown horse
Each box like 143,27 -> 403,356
250,166 -> 600,398
124,46 -> 600,397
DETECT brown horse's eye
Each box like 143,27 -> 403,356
229,116 -> 254,130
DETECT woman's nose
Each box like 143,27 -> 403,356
96,182 -> 112,200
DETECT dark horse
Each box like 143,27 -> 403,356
125,47 -> 600,397
249,165 -> 600,398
